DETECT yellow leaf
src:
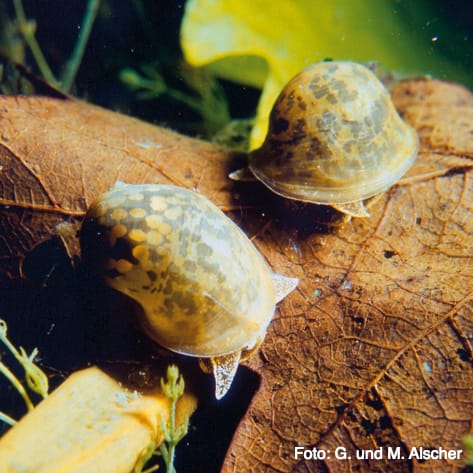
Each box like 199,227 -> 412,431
181,0 -> 472,149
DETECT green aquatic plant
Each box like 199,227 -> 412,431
0,319 -> 49,426
119,0 -> 231,138
8,0 -> 100,92
158,364 -> 188,473
180,0 -> 473,149
2,1 -> 233,139
133,364 -> 189,473
120,60 -> 230,136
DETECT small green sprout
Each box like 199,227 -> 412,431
134,364 -> 190,473
158,364 -> 188,473
120,61 -> 231,137
0,319 -> 49,425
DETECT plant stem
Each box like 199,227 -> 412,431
166,395 -> 177,473
12,0 -> 58,86
164,88 -> 206,116
60,0 -> 101,92
0,411 -> 16,427
0,320 -> 48,399
0,361 -> 34,411
166,444 -> 176,473
0,323 -> 22,363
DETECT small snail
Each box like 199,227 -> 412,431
80,182 -> 298,399
231,61 -> 419,217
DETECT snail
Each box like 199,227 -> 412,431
231,61 -> 419,217
80,182 -> 298,399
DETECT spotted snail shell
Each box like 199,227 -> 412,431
233,61 -> 419,217
80,182 -> 298,399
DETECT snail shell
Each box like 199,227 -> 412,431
234,61 -> 419,217
80,182 -> 298,399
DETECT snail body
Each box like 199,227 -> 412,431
80,182 -> 298,399
232,61 -> 418,217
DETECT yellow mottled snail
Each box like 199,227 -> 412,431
231,61 -> 419,217
80,182 -> 298,399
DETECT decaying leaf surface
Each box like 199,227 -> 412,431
0,78 -> 473,473
223,80 -> 473,473
0,96 -> 239,280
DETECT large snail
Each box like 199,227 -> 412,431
231,61 -> 419,217
80,182 -> 298,399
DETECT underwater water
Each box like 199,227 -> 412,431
2,0 -> 473,140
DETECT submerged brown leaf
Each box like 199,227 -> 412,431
224,80 -> 473,473
1,78 -> 473,472
0,96 -> 238,280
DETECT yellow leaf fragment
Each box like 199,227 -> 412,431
0,366 -> 197,473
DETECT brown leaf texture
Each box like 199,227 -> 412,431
0,95 -> 238,279
224,80 -> 473,473
1,79 -> 473,473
